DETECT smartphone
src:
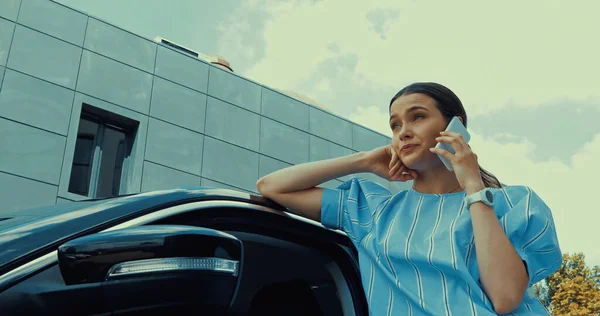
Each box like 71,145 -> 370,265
435,116 -> 471,171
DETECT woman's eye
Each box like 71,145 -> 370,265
415,114 -> 424,120
391,123 -> 401,130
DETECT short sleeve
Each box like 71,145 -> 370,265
321,178 -> 391,243
500,186 -> 562,287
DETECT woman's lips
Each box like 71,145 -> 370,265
401,144 -> 418,153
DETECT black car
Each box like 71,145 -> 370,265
0,187 -> 368,315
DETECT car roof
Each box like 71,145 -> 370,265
0,186 -> 292,274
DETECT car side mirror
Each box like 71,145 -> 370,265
57,225 -> 243,312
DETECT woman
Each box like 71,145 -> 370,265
256,82 -> 561,315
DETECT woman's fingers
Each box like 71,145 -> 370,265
388,146 -> 401,176
389,145 -> 398,169
398,173 -> 415,181
437,132 -> 468,152
390,164 -> 405,179
388,145 -> 418,182
389,160 -> 401,175
390,164 -> 418,182
408,169 -> 418,179
429,147 -> 454,161
406,169 -> 418,181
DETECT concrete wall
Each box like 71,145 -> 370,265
0,0 -> 410,214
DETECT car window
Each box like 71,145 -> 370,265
226,231 -> 348,316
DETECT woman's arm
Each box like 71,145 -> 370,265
432,132 -> 529,314
257,144 -> 413,222
256,152 -> 370,221
465,183 -> 529,315
257,152 -> 370,195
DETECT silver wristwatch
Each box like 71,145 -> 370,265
464,188 -> 494,207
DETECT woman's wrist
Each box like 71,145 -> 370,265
352,151 -> 372,174
465,180 -> 485,195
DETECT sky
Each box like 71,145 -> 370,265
55,0 -> 600,267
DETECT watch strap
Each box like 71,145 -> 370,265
465,188 -> 493,207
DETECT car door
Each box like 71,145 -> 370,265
0,198 -> 369,315
146,199 -> 369,316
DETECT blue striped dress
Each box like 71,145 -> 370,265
320,178 -> 562,315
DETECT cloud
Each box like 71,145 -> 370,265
293,48 -> 399,116
469,99 -> 600,165
239,0 -> 600,116
349,105 -> 392,137
241,1 -> 394,92
350,105 -> 600,267
214,0 -> 273,74
366,8 -> 401,40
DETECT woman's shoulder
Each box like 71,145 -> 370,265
336,177 -> 394,195
492,184 -> 541,200
491,184 -> 551,213
492,184 -> 531,200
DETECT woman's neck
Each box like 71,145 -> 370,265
412,164 -> 463,194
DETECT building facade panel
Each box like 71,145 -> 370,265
7,25 -> 81,89
0,0 -> 399,215
18,0 -> 88,46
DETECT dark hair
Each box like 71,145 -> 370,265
389,82 -> 502,188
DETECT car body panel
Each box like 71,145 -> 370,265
0,187 -> 285,275
0,187 -> 368,315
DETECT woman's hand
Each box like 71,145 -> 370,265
365,145 -> 417,182
429,131 -> 484,191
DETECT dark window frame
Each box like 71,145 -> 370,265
68,104 -> 138,199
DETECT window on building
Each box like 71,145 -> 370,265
68,104 -> 138,199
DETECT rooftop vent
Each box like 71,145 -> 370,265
155,36 -> 233,72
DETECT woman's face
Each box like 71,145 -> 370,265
389,93 -> 450,170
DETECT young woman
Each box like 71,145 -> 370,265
256,82 -> 561,315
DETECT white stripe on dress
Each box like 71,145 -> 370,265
365,192 -> 389,199
427,196 -> 452,316
337,190 -> 343,229
450,198 -> 466,271
374,197 -> 393,224
361,232 -> 375,307
350,197 -> 390,227
467,285 -> 477,316
383,210 -> 400,281
534,246 -> 557,254
480,288 -> 491,310
525,187 -> 532,231
522,219 -> 550,250
368,259 -> 375,307
405,196 -> 425,309
501,187 -> 513,236
387,284 -> 394,316
464,236 -> 475,265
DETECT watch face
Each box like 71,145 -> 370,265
485,190 -> 494,203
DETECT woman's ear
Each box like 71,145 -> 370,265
458,116 -> 464,124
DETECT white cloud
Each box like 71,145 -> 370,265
349,105 -> 393,137
350,105 -> 600,267
314,78 -> 331,94
238,0 -> 600,118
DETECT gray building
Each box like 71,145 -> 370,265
0,0 -> 409,215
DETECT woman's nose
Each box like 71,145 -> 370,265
399,128 -> 413,140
